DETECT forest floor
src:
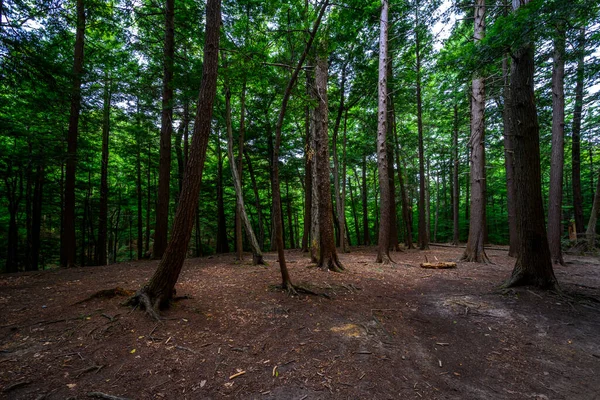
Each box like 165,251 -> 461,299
1,246 -> 600,400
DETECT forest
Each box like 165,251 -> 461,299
1,0 -> 600,398
1,0 -> 599,276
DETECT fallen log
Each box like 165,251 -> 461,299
420,262 -> 457,269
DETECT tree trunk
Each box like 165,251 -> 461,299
271,0 -> 328,290
332,63 -> 348,253
129,0 -> 221,317
314,51 -> 343,271
462,0 -> 488,263
286,179 -> 295,249
349,172 -> 361,245
415,3 -> 428,250
301,79 -> 312,253
136,128 -> 144,260
215,132 -> 229,254
61,0 -> 85,268
153,0 -> 175,259
585,172 -> 600,249
31,162 -> 44,271
502,56 -> 518,256
547,25 -> 566,265
145,142 -> 151,256
310,107 -> 320,263
361,155 -> 370,245
387,56 -> 400,252
234,81 -> 247,260
225,87 -> 264,264
452,103 -> 460,246
572,28 -> 585,236
375,0 -> 393,264
4,163 -> 22,273
97,76 -> 111,266
245,151 -> 265,250
504,0 -> 557,290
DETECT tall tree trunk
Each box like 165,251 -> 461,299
31,162 -> 44,270
314,51 -> 343,271
310,107 -> 320,263
394,127 -> 413,249
136,131 -> 144,260
452,103 -> 460,246
502,56 -> 518,256
376,0 -> 393,264
245,151 -> 265,249
349,172 -> 361,245
572,27 -> 585,236
97,76 -> 111,266
61,0 -> 85,268
4,163 -> 22,273
415,2 -> 428,250
145,142 -> 151,256
270,0 -> 328,291
128,0 -> 221,317
547,25 -> 566,265
225,87 -> 264,264
462,0 -> 488,263
387,60 -> 400,252
153,0 -> 175,259
215,132 -> 229,254
286,179 -> 295,249
504,0 -> 557,290
301,78 -> 313,253
234,81 -> 247,260
586,172 -> 600,249
361,155 -> 370,245
332,63 -> 348,253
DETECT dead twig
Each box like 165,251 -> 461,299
76,364 -> 104,378
3,380 -> 31,392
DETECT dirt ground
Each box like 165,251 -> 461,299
1,245 -> 599,400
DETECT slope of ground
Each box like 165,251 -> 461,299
1,246 -> 599,399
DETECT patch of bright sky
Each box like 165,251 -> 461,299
431,0 -> 457,52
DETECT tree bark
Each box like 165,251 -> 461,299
31,162 -> 44,270
452,103 -> 460,246
504,0 -> 557,290
301,77 -> 313,253
153,0 -> 175,259
349,172 -> 361,245
462,0 -> 488,263
314,52 -> 344,271
225,87 -> 264,264
572,28 -> 585,237
61,0 -> 85,268
215,131 -> 229,254
415,2 -> 428,250
375,0 -> 393,264
332,63 -> 349,253
361,155 -> 370,245
129,0 -> 221,317
234,81 -> 247,260
310,106 -> 320,263
97,76 -> 111,266
547,25 -> 566,265
244,150 -> 265,250
387,54 -> 400,252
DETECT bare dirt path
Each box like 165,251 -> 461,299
1,246 -> 599,399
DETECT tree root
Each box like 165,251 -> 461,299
87,392 -> 132,400
502,269 -> 560,291
74,287 -> 135,305
125,289 -> 163,321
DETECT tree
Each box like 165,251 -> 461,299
571,27 -> 585,237
375,0 -> 393,264
586,174 -> 600,250
314,48 -> 344,272
462,0 -> 488,263
504,0 -> 558,290
96,76 -> 112,266
270,0 -> 328,292
547,24 -> 566,265
153,0 -> 175,259
61,0 -> 86,268
128,0 -> 221,317
225,87 -> 264,265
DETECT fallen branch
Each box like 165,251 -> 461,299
87,392 -> 131,400
3,380 -> 31,392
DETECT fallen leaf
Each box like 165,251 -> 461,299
130,349 -> 136,354
67,383 -> 76,389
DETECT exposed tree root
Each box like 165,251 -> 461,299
125,288 -> 164,321
74,287 -> 135,305
502,268 -> 560,291
319,257 -> 344,272
375,252 -> 396,265
253,254 -> 266,266
460,251 -> 490,264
